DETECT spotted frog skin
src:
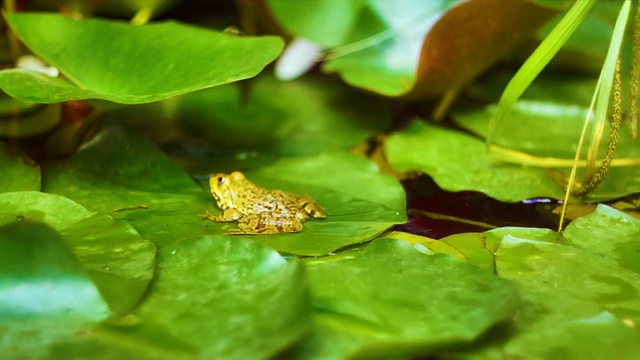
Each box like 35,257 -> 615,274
202,171 -> 326,234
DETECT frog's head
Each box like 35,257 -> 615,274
209,172 -> 245,209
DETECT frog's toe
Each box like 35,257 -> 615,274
224,226 -> 259,235
199,211 -> 213,219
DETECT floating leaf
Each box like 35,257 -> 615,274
385,120 -> 565,201
494,233 -> 640,357
51,235 -> 312,359
58,213 -> 156,315
288,238 -> 518,359
1,13 -> 283,104
0,222 -> 108,358
0,221 -> 108,319
0,191 -> 156,314
453,101 -> 640,200
429,222 -> 640,358
43,126 -> 406,255
563,204 -> 640,274
0,191 -> 94,229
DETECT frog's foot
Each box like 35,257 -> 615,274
199,210 -> 224,222
300,197 -> 327,219
232,215 -> 304,235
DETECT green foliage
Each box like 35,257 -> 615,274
267,0 -> 555,96
0,192 -> 156,314
410,205 -> 640,358
291,239 -> 518,359
0,13 -> 283,103
1,1 -> 639,359
41,126 -> 406,256
487,0 -> 597,144
385,120 -> 566,201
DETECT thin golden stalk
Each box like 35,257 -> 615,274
631,3 -> 640,139
572,57 -> 623,196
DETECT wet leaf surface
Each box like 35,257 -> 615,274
60,238 -> 311,360
42,126 -> 406,255
385,120 -> 565,202
418,208 -> 640,357
287,238 -> 518,359
0,222 -> 109,359
386,114 -> 640,203
0,191 -> 156,315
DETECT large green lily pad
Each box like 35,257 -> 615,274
1,13 -> 283,104
0,221 -> 108,319
453,101 -> 640,200
46,235 -> 313,360
416,210 -> 640,358
0,222 -> 109,359
495,233 -> 640,358
563,204 -> 640,274
385,120 -> 565,201
287,238 -> 518,359
386,118 -> 640,202
42,126 -> 406,256
0,141 -> 40,192
0,191 -> 156,315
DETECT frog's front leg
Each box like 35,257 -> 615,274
201,208 -> 242,222
227,214 -> 304,235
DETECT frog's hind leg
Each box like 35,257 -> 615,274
226,215 -> 304,235
200,208 -> 242,222
299,196 -> 326,218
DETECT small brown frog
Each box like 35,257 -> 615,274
201,171 -> 326,234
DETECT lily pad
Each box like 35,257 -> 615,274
0,221 -> 109,358
0,141 -> 40,192
0,191 -> 94,229
0,221 -> 108,319
427,222 -> 640,358
386,118 -> 640,202
288,238 -> 518,359
385,120 -> 565,202
504,311 -> 640,359
563,204 -> 640,275
0,191 -> 156,315
453,101 -> 640,200
43,125 -> 406,255
494,234 -> 640,357
454,100 -> 640,159
103,74 -> 393,173
267,0 -> 555,97
401,216 -> 640,357
50,235 -> 312,359
58,213 -> 156,315
130,235 -> 312,359
1,13 -> 283,104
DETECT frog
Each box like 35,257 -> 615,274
201,171 -> 326,234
